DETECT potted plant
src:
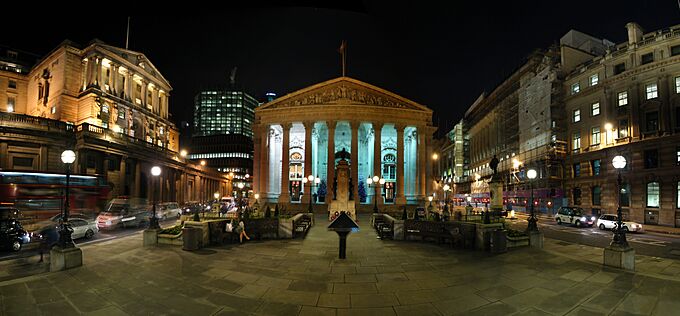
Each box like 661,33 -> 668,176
317,179 -> 327,203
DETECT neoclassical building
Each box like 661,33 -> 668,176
253,77 -> 435,211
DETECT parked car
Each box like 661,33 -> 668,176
68,218 -> 99,239
0,207 -> 30,251
597,214 -> 643,232
156,202 -> 182,219
555,206 -> 595,227
97,198 -> 150,230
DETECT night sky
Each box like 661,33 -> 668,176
3,2 -> 678,144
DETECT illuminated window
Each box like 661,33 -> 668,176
676,77 -> 680,94
571,83 -> 580,95
618,91 -> 628,106
51,106 -> 56,114
677,182 -> 680,208
7,96 -> 15,113
573,109 -> 581,122
591,127 -> 600,145
591,159 -> 601,176
589,74 -> 598,86
572,132 -> 580,151
591,102 -> 600,116
646,83 -> 658,99
647,182 -> 660,208
618,119 -> 628,138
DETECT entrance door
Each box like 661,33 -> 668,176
645,210 -> 659,225
290,181 -> 301,202
384,182 -> 394,203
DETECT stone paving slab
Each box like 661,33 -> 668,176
4,214 -> 680,315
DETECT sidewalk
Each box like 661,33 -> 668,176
2,214 -> 680,315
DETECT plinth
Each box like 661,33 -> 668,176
143,229 -> 159,246
604,245 -> 635,271
50,246 -> 83,271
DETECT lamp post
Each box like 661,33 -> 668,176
149,166 -> 161,229
611,155 -> 629,249
526,168 -> 538,232
303,175 -> 320,213
254,193 -> 260,206
58,150 -> 76,248
214,192 -> 220,201
443,184 -> 450,209
367,175 -> 384,212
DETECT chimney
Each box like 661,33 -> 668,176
626,22 -> 643,45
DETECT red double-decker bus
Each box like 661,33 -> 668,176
0,171 -> 111,229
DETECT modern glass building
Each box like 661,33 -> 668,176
193,90 -> 258,138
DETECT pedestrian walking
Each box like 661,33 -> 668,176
38,225 -> 59,263
238,219 -> 250,244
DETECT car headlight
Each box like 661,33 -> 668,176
106,220 -> 112,225
591,216 -> 596,221
580,216 -> 587,221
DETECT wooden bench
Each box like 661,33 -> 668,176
293,215 -> 312,238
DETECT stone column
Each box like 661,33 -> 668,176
373,123 -> 383,207
40,146 -> 48,170
125,72 -> 132,101
418,127 -> 427,201
303,121 -> 314,204
350,121 -> 359,208
134,160 -> 141,198
95,57 -> 102,88
252,125 -> 261,197
141,81 -> 148,108
119,157 -> 127,196
0,143 -> 7,169
111,65 -> 118,95
326,121 -> 336,203
261,125 -> 270,200
279,123 -> 291,203
396,124 -> 406,205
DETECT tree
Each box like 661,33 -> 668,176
274,204 -> 280,217
265,206 -> 271,218
402,207 -> 408,220
358,178 -> 367,203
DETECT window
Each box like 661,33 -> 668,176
118,109 -> 125,119
7,50 -> 18,59
641,52 -> 654,65
646,111 -> 659,132
647,182 -> 660,208
618,91 -> 628,106
644,149 -> 659,169
592,159 -> 601,176
591,102 -> 600,116
571,83 -> 580,94
614,63 -> 626,75
677,107 -> 680,128
589,74 -> 598,86
620,183 -> 630,207
592,186 -> 601,206
676,77 -> 680,94
13,157 -> 33,168
573,163 -> 581,177
7,96 -> 15,113
51,106 -> 56,114
677,147 -> 680,166
677,182 -> 680,209
619,119 -> 629,138
8,80 -> 16,89
672,45 -> 680,56
573,109 -> 581,122
573,187 -> 582,205
645,83 -> 658,99
573,132 -> 581,151
591,127 -> 600,145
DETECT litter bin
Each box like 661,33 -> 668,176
183,227 -> 201,251
490,229 -> 507,253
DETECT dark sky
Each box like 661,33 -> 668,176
3,1 -> 679,143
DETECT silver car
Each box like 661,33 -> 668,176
597,214 -> 643,233
68,218 -> 98,239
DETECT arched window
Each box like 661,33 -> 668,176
647,182 -> 660,208
382,154 -> 396,180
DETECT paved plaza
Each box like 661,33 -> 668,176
2,214 -> 680,315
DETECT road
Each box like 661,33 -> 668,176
0,217 -> 179,262
508,215 -> 680,259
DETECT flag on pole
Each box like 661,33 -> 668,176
338,40 -> 347,77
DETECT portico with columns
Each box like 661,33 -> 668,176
253,77 -> 435,212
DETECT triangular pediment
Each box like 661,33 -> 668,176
259,77 -> 430,112
92,43 -> 173,90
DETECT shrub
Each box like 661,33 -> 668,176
159,225 -> 182,235
506,229 -> 528,238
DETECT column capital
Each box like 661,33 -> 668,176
326,120 -> 337,129
281,122 -> 293,130
394,123 -> 406,132
349,120 -> 360,130
303,120 -> 315,128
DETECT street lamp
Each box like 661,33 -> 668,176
149,166 -> 161,229
58,150 -> 76,248
303,175 -> 320,213
367,175 -> 384,212
611,155 -> 629,249
526,168 -> 538,232
180,149 -> 187,158
254,193 -> 260,206
214,192 -> 220,201
442,184 -> 450,207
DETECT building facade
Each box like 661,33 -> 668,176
443,22 -> 680,227
253,77 -> 435,210
0,40 -> 231,208
190,89 -> 259,194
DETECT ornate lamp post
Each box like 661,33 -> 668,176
611,155 -> 629,249
442,184 -> 450,209
303,175 -> 320,213
367,175 -> 384,212
149,166 -> 161,229
58,150 -> 76,248
526,168 -> 538,232
214,192 -> 220,201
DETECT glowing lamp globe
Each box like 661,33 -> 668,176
61,150 -> 76,164
527,169 -> 537,179
151,166 -> 161,176
372,175 -> 380,182
612,155 -> 626,170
